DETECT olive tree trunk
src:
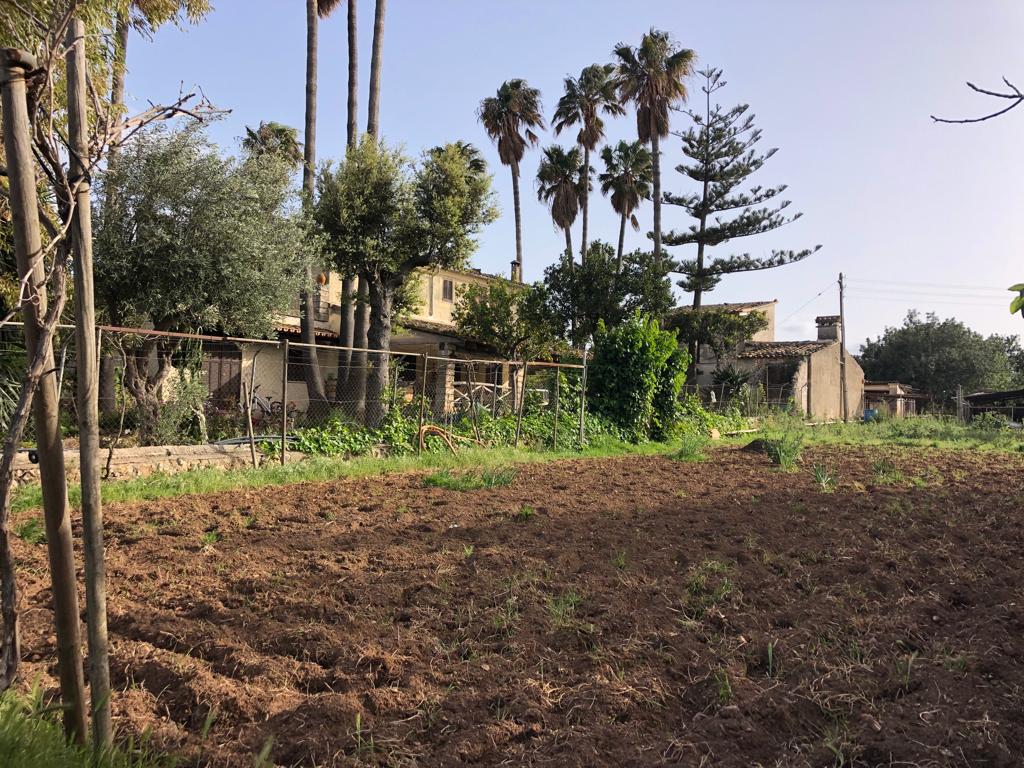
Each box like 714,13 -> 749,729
366,278 -> 395,429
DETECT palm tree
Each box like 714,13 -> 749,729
430,140 -> 487,173
536,145 -> 585,259
613,29 -> 696,268
552,64 -> 624,263
478,79 -> 544,281
599,140 -> 653,272
296,0 -> 343,407
242,121 -> 303,166
367,0 -> 386,137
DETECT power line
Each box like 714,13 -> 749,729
779,282 -> 835,326
845,293 -> 1008,309
846,277 -> 1009,293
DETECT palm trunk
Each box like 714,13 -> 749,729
301,0 -> 327,404
100,12 -> 130,417
352,275 -> 369,422
367,0 -> 386,138
346,0 -> 359,147
651,131 -> 662,268
616,210 -> 627,273
338,277 -> 355,394
580,145 -> 590,263
366,278 -> 394,429
511,161 -> 523,280
564,227 -> 573,261
338,1 -> 359,398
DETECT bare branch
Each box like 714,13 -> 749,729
932,78 -> 1024,124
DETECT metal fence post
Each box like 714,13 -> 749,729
280,339 -> 289,465
416,352 -> 428,455
492,365 -> 499,418
552,366 -> 560,450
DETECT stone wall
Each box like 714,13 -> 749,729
12,444 -> 262,490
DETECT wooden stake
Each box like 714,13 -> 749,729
839,272 -> 849,423
0,46 -> 88,742
66,19 -> 111,748
416,353 -> 427,455
280,340 -> 289,465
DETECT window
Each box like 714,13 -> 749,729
442,279 -> 454,302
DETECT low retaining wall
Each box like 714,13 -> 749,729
12,444 -> 262,490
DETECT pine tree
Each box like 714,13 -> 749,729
663,68 -> 820,311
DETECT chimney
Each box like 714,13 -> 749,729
815,315 -> 840,341
510,260 -> 522,284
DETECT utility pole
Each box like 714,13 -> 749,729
838,272 -> 849,422
0,47 -> 88,742
66,19 -> 112,748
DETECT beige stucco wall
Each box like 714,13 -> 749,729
411,268 -> 496,326
691,302 -> 777,387
807,346 -> 864,421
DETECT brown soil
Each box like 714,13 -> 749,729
12,445 -> 1024,767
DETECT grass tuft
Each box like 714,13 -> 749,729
423,467 -> 517,491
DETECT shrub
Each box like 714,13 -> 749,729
651,344 -> 691,441
587,313 -> 680,442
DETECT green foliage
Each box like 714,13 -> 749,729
14,517 -> 45,545
95,123 -> 306,335
543,242 -> 673,347
535,145 -> 585,238
677,393 -> 747,437
651,344 -> 691,440
588,314 -> 680,441
664,67 -> 820,296
289,413 -> 383,458
764,417 -> 805,471
316,138 -> 497,290
812,462 -> 838,492
452,280 -> 558,361
422,467 -> 516,491
858,310 -> 1020,404
674,431 -> 709,462
152,369 -> 208,446
0,687 -> 172,767
668,308 -> 769,363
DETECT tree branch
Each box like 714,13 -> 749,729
932,78 -> 1024,124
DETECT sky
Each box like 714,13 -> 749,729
121,0 -> 1024,349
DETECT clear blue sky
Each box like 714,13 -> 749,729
122,0 -> 1024,348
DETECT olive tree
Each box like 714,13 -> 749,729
316,138 -> 497,426
94,124 -> 306,443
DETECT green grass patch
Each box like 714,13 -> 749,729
13,517 -> 45,545
673,431 -> 709,462
806,415 -> 1024,453
422,467 -> 517,491
0,688 -> 170,767
11,439 -> 679,514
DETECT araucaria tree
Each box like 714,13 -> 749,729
613,29 -> 695,268
664,68 -> 821,315
553,64 -> 624,261
478,79 -> 544,280
598,140 -> 653,271
316,139 -> 497,426
95,126 -> 306,444
535,145 -> 584,259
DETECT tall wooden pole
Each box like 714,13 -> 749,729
838,272 -> 849,423
66,19 -> 112,748
0,47 -> 88,743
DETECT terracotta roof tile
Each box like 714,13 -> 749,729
738,340 -> 835,359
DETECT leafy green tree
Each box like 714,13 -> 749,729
612,29 -> 696,268
316,138 -> 497,426
553,63 -> 624,260
543,241 -> 672,346
242,121 -> 303,166
651,344 -> 691,440
588,313 -> 680,441
858,311 -> 1018,405
535,145 -> 585,259
664,68 -> 820,314
453,280 -> 558,362
598,140 -> 653,271
667,305 -> 769,365
94,125 -> 306,443
477,79 -> 544,279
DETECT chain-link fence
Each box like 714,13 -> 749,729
681,382 -> 796,416
2,323 -> 588,455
